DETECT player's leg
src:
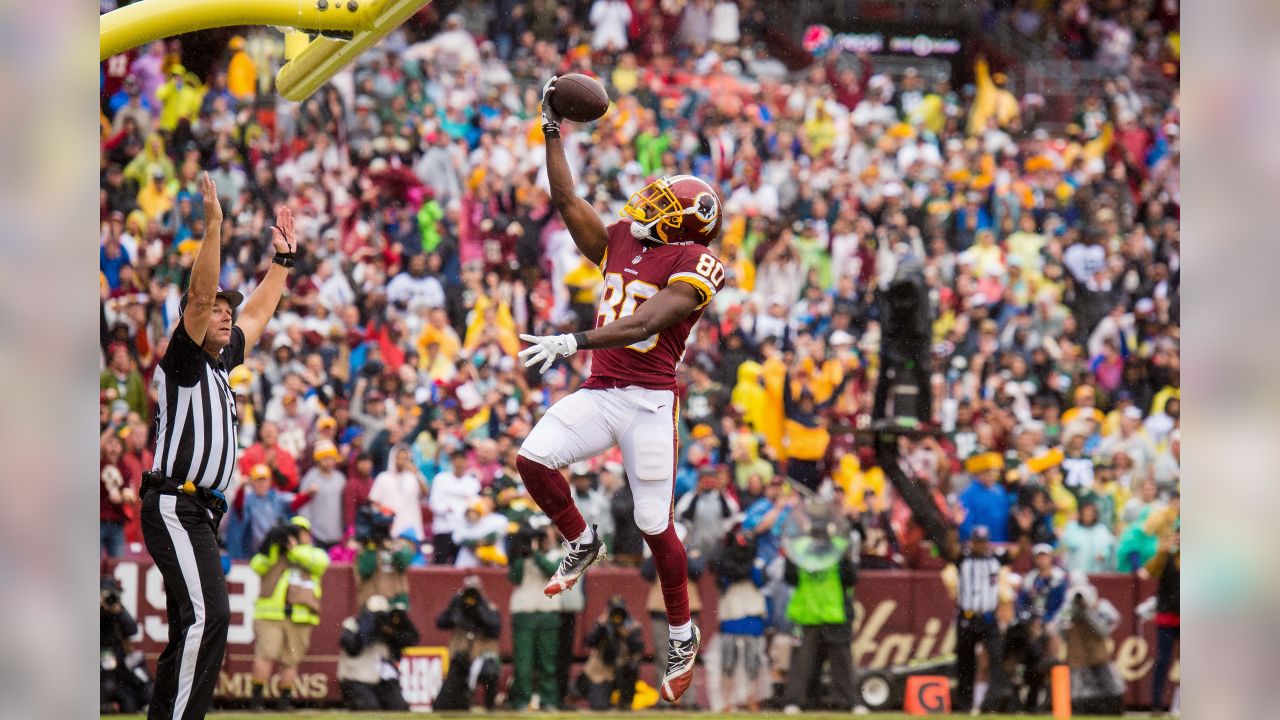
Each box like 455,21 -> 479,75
617,388 -> 699,703
517,389 -> 618,596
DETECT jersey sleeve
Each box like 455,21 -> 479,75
159,320 -> 208,386
667,247 -> 727,310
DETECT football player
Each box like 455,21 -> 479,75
514,76 -> 728,704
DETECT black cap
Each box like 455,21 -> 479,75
180,287 -> 244,315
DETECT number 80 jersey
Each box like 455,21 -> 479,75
581,221 -> 726,391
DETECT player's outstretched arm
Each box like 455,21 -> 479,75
542,77 -> 607,267
518,283 -> 703,374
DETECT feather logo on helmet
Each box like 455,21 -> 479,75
693,192 -> 719,230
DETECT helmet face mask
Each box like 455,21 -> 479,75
622,175 -> 722,245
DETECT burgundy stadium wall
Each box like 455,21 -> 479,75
105,560 -> 1178,709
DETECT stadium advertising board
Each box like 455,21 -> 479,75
803,24 -> 963,59
106,561 -> 1176,708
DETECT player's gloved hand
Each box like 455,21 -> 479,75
540,76 -> 562,138
518,333 -> 578,374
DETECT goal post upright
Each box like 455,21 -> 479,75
100,0 -> 434,102
275,0 -> 432,101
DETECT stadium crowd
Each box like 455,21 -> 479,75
100,0 -> 1180,712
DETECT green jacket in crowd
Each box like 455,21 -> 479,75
100,368 -> 149,423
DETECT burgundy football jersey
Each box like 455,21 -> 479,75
582,221 -> 726,391
101,50 -> 135,101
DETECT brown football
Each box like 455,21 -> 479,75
550,73 -> 610,123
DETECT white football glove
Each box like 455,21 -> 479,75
540,76 -> 562,135
518,332 -> 578,374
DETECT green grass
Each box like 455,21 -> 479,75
110,707 -> 1111,712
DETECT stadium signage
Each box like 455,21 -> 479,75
106,560 -> 1177,707
804,24 -> 963,58
399,647 -> 450,711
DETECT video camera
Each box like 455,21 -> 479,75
100,576 -> 123,609
607,596 -> 630,626
372,606 -> 419,655
506,519 -> 548,560
354,502 -> 396,546
259,521 -> 304,556
715,530 -> 759,585
342,601 -> 420,661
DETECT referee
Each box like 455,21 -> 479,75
141,173 -> 298,720
947,525 -> 1013,713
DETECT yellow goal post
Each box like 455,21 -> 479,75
100,0 -> 433,101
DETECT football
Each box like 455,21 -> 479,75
550,73 -> 610,123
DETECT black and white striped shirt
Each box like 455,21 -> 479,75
956,551 -> 1005,614
151,321 -> 245,492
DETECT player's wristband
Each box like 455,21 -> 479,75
272,252 -> 295,269
542,120 -> 561,138
572,331 -> 589,351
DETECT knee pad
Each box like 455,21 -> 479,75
634,499 -> 670,536
517,442 -> 562,470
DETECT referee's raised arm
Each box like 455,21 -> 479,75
235,203 -> 299,349
182,172 -> 223,347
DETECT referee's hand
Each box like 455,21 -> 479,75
200,172 -> 222,226
270,205 -> 297,255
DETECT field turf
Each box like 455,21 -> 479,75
112,707 -> 1131,712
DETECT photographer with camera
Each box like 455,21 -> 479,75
433,576 -> 503,711
337,594 -> 419,711
506,519 -> 563,711
1051,572 -> 1125,715
353,503 -> 415,610
580,596 -> 645,711
100,576 -> 152,714
1007,544 -> 1067,712
248,516 -> 331,710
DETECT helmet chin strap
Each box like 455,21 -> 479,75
630,217 -> 661,242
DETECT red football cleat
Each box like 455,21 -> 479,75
659,624 -> 701,703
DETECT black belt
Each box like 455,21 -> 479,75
141,471 -> 228,516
